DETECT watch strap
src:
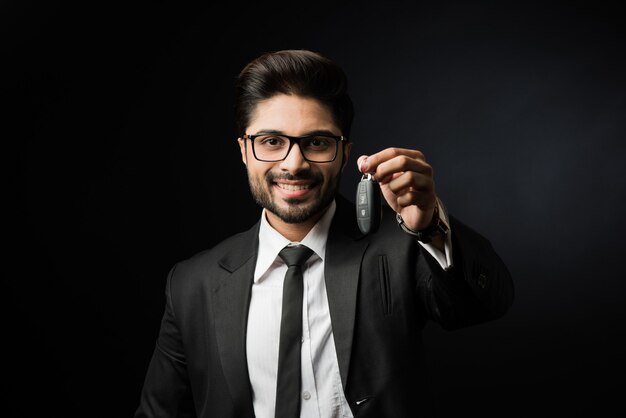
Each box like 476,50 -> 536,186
396,201 -> 450,243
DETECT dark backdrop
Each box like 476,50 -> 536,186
9,1 -> 625,417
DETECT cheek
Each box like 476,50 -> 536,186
320,165 -> 342,187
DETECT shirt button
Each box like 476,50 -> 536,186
302,391 -> 311,400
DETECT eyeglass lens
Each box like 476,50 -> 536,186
253,135 -> 338,162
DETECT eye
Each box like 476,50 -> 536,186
307,136 -> 332,148
258,136 -> 286,147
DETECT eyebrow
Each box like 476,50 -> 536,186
252,129 -> 340,137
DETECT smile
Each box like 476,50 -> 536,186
273,181 -> 317,200
276,183 -> 312,191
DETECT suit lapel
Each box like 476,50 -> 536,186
212,222 -> 260,418
211,197 -> 366,407
325,196 -> 369,388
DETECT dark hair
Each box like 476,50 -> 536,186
234,49 -> 354,137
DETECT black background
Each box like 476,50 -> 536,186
9,0 -> 625,417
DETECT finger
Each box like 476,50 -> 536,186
395,190 -> 436,209
357,155 -> 369,173
376,156 -> 433,184
360,148 -> 425,174
385,171 -> 434,196
381,171 -> 436,211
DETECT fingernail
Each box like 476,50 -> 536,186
359,157 -> 369,172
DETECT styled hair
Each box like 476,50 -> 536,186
234,49 -> 354,137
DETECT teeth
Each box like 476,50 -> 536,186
278,183 -> 311,191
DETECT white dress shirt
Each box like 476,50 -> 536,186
246,199 -> 452,418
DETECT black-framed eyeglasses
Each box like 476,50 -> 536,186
241,133 -> 348,163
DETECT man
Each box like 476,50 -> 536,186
135,49 -> 514,418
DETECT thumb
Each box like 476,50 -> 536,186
357,155 -> 370,173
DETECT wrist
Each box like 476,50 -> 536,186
396,201 -> 449,243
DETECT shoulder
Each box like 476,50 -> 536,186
168,221 -> 261,287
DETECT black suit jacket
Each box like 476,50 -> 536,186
135,195 -> 514,417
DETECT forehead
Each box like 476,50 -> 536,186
247,94 -> 340,135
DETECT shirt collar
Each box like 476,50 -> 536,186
254,199 -> 336,283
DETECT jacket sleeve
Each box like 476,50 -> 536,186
134,264 -> 197,418
417,215 -> 514,330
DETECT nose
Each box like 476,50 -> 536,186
279,142 -> 311,172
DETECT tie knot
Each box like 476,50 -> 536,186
278,245 -> 313,268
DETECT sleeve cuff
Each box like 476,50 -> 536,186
418,198 -> 453,270
418,232 -> 453,270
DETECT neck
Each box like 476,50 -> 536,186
265,209 -> 327,242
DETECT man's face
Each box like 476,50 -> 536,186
238,94 -> 351,225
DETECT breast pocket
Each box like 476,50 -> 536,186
378,255 -> 393,316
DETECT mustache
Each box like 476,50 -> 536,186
266,171 -> 323,183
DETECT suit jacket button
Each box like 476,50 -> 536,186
477,273 -> 487,289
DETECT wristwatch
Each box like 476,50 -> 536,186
396,200 -> 450,243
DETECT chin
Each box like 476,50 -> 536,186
272,200 -> 321,224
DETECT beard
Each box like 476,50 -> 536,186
247,168 -> 341,224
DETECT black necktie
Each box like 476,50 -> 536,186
275,245 -> 313,418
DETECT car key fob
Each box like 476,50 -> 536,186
356,173 -> 382,235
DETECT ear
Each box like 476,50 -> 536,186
237,138 -> 248,166
340,142 -> 352,170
